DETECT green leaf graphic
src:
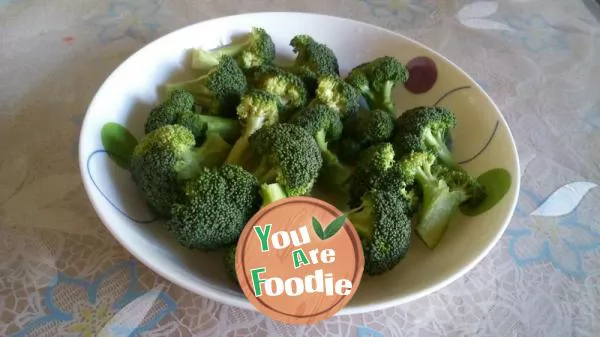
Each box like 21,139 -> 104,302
323,215 -> 347,240
101,122 -> 138,170
312,216 -> 325,240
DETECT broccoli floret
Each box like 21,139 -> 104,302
336,109 -> 395,164
437,164 -> 487,210
394,106 -> 457,167
346,109 -> 396,144
347,190 -> 412,275
224,243 -> 238,284
288,103 -> 352,188
191,27 -> 276,72
130,125 -> 232,216
346,143 -> 419,214
347,143 -> 395,206
145,89 -> 196,134
166,55 -> 247,117
279,35 -> 340,94
310,74 -> 360,119
224,89 -> 280,166
346,56 -> 409,115
248,123 -> 323,196
398,152 -> 484,249
250,65 -> 308,118
167,165 -> 261,250
144,89 -> 241,143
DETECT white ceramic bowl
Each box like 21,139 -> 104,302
79,12 -> 520,315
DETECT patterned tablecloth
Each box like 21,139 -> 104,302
1,0 -> 599,336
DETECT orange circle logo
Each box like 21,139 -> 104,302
235,196 -> 364,325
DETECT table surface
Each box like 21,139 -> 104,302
1,0 -> 599,336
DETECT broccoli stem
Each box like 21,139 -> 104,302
194,114 -> 241,143
413,165 -> 468,249
260,168 -> 278,184
314,130 -> 335,163
358,86 -> 375,103
176,132 -> 232,180
373,81 -> 394,114
165,77 -> 215,108
225,137 -> 249,166
415,181 -> 465,249
347,207 -> 373,239
423,128 -> 454,167
250,157 -> 278,185
166,76 -> 210,95
192,40 -> 248,69
192,132 -> 232,167
225,115 -> 267,165
252,157 -> 270,179
313,130 -> 352,187
178,113 -> 241,143
322,162 -> 352,187
260,183 -> 287,207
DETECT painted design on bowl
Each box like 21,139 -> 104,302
87,149 -> 158,224
87,123 -> 158,224
404,56 -> 438,94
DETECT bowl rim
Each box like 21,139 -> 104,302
79,11 -> 521,316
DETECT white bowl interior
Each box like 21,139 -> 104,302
79,12 -> 520,315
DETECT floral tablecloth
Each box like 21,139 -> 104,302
1,0 -> 599,336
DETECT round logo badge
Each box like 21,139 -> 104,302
235,196 -> 365,325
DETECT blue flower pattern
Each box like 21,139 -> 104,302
506,186 -> 600,278
11,260 -> 176,337
583,106 -> 600,129
502,14 -> 568,52
88,0 -> 161,43
360,0 -> 434,24
358,326 -> 386,337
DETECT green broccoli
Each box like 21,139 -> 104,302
347,143 -> 395,206
288,103 -> 352,189
346,56 -> 409,115
310,74 -> 360,120
336,108 -> 395,164
166,55 -> 248,117
278,35 -> 340,94
167,165 -> 261,250
347,190 -> 412,275
144,89 -> 196,134
224,89 -> 280,166
346,143 -> 419,213
130,125 -> 232,217
250,65 -> 308,118
394,106 -> 457,167
398,151 -> 485,249
144,89 -> 241,143
248,123 -> 323,196
191,27 -> 276,72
